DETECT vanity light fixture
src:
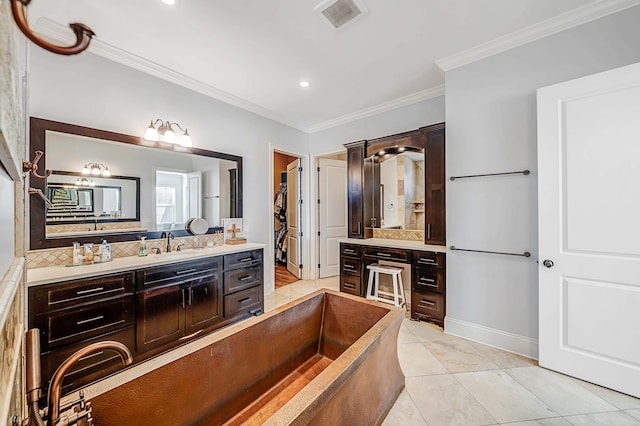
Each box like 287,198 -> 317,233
75,177 -> 95,187
144,119 -> 193,147
81,162 -> 111,177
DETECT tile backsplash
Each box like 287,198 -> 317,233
373,228 -> 425,241
46,221 -> 142,235
27,233 -> 224,269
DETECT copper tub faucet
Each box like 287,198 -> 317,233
25,329 -> 133,426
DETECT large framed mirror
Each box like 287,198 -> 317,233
30,117 -> 243,249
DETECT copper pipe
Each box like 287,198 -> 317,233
48,341 -> 133,425
11,0 -> 95,56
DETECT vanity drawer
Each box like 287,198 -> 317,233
341,257 -> 361,277
40,326 -> 135,396
340,244 -> 362,258
340,275 -> 361,296
363,246 -> 410,263
224,249 -> 263,271
224,265 -> 263,294
224,286 -> 263,318
31,272 -> 134,313
136,257 -> 221,289
413,251 -> 445,270
413,267 -> 445,293
412,291 -> 444,323
36,295 -> 134,351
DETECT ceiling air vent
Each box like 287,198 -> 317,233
314,0 -> 368,29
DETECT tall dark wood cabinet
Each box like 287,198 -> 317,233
345,141 -> 379,238
423,123 -> 446,245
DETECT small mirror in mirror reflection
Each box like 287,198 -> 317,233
378,150 -> 425,230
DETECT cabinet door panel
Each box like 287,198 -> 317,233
136,285 -> 184,353
186,273 -> 223,334
347,145 -> 365,238
425,125 -> 446,245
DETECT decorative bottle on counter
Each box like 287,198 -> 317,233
138,237 -> 148,257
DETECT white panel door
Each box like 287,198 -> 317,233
287,159 -> 302,279
318,159 -> 347,278
187,171 -> 202,219
538,62 -> 640,398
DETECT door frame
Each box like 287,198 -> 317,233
310,148 -> 348,281
268,144 -> 310,294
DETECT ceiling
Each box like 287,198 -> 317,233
28,0 -> 616,132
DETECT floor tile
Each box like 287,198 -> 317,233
397,342 -> 447,377
382,388 -> 427,426
424,338 -> 500,373
571,378 -> 640,410
468,340 -> 537,369
502,418 -> 571,425
454,370 -> 557,423
564,411 -> 640,425
506,367 -> 617,416
406,375 -> 497,426
403,319 -> 456,342
398,324 -> 419,344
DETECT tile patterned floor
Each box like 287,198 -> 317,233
265,277 -> 640,426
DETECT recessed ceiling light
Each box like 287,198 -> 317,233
161,0 -> 176,5
300,81 -> 310,88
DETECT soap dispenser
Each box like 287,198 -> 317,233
101,239 -> 112,261
138,236 -> 148,257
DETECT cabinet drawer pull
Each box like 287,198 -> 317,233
181,288 -> 186,308
420,299 -> 436,307
76,315 -> 104,325
79,351 -> 104,362
343,264 -> 355,270
427,223 -> 432,240
377,253 -> 391,257
239,257 -> 253,262
239,276 -> 253,281
419,278 -> 435,283
418,258 -> 436,264
343,248 -> 355,253
238,297 -> 252,304
176,268 -> 197,275
344,282 -> 355,289
76,287 -> 104,295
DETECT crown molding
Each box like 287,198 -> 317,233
306,85 -> 445,134
436,0 -> 640,72
32,18 -> 309,133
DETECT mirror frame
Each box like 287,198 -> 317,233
30,117 -> 243,249
46,170 -> 141,224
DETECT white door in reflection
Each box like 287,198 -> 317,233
155,170 -> 202,231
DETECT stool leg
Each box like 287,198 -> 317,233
366,269 -> 374,300
398,273 -> 407,311
392,274 -> 400,307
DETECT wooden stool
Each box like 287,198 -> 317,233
366,264 -> 407,309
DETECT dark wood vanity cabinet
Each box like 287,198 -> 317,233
29,248 -> 264,396
29,272 -> 136,396
345,141 -> 379,238
339,243 -> 446,326
424,124 -> 446,245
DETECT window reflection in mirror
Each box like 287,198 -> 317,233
376,149 -> 425,230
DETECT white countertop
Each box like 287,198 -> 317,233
27,242 -> 266,287
340,238 -> 446,253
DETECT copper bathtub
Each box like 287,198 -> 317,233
90,289 -> 405,425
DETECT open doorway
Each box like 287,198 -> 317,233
273,151 -> 303,288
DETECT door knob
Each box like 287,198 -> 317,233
542,259 -> 554,268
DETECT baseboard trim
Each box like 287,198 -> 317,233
444,317 -> 539,360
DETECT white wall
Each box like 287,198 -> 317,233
445,5 -> 640,357
29,49 -> 309,291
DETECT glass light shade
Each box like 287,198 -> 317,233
179,132 -> 192,147
91,166 -> 101,175
81,165 -> 90,175
88,180 -> 95,186
162,128 -> 177,143
144,125 -> 159,141
102,168 -> 111,177
75,178 -> 82,186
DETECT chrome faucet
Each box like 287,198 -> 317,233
161,231 -> 174,252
